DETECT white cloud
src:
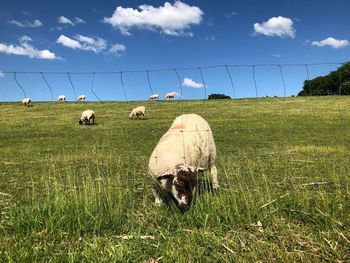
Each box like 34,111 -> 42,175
57,34 -> 107,53
58,16 -> 74,25
33,20 -> 42,27
58,16 -> 86,26
225,11 -> 237,18
311,37 -> 349,49
254,16 -> 295,38
50,26 -> 63,32
174,91 -> 181,97
22,11 -> 33,17
0,36 -> 58,60
57,35 -> 81,49
206,36 -> 215,41
103,1 -> 203,36
76,34 -> 106,52
182,78 -> 204,88
8,19 -> 42,28
0,70 -> 4,78
19,35 -> 33,42
272,54 -> 281,58
110,43 -> 126,54
75,35 -> 95,45
75,17 -> 86,24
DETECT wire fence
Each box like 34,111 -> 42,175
0,62 -> 346,102
1,61 -> 349,191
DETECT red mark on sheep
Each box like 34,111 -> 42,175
170,124 -> 185,131
160,133 -> 171,142
159,124 -> 185,142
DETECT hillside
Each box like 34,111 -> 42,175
1,97 -> 349,261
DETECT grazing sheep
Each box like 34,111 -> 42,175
129,106 -> 146,119
148,113 -> 218,212
79,110 -> 95,125
149,94 -> 159,100
22,98 -> 31,107
58,95 -> 66,102
165,92 -> 176,100
77,95 -> 86,101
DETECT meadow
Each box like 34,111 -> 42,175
0,97 -> 349,262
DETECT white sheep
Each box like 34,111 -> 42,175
165,92 -> 176,100
22,98 -> 32,107
148,113 -> 218,212
58,95 -> 66,102
149,94 -> 159,100
77,95 -> 86,101
129,106 -> 146,119
79,110 -> 95,125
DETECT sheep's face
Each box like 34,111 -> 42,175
79,118 -> 83,125
129,113 -> 134,119
158,165 -> 205,212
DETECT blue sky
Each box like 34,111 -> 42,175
0,0 -> 349,101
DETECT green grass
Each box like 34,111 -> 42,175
0,97 -> 349,262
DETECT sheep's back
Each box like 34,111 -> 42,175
149,114 -> 216,176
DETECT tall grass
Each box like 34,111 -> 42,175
0,97 -> 349,261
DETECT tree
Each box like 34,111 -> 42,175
298,62 -> 350,96
208,93 -> 231,99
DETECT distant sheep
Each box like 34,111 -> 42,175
79,110 -> 95,125
129,106 -> 146,119
58,95 -> 66,102
149,94 -> 159,100
77,95 -> 86,102
148,113 -> 218,212
22,98 -> 32,107
165,92 -> 176,100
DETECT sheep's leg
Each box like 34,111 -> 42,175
210,165 -> 219,194
211,165 -> 219,188
92,117 -> 95,124
152,188 -> 164,206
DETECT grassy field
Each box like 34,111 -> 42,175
0,97 -> 349,262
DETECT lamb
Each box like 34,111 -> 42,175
79,110 -> 95,125
58,95 -> 66,102
165,92 -> 176,100
149,94 -> 159,100
77,95 -> 86,101
22,98 -> 32,107
129,106 -> 146,119
148,113 -> 218,212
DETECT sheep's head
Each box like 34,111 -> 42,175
157,164 -> 206,212
79,118 -> 83,125
129,113 -> 134,119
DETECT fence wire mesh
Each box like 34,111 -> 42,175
0,62 -> 349,193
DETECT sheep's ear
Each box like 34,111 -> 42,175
196,167 -> 207,176
157,173 -> 174,181
197,167 -> 207,172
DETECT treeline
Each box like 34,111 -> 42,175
298,62 -> 350,96
208,93 -> 231,99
